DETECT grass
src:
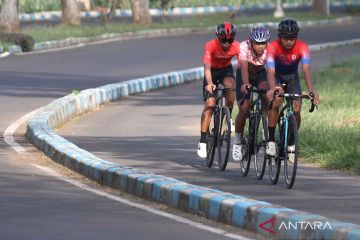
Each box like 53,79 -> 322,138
299,57 -> 360,174
0,42 -> 12,51
21,11 -> 351,43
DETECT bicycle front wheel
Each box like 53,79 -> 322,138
254,114 -> 268,180
206,111 -> 217,168
269,122 -> 282,185
284,115 -> 299,189
217,106 -> 231,171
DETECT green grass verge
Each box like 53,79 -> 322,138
0,42 -> 12,52
22,11 -> 350,43
300,56 -> 360,174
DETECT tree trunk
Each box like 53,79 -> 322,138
0,0 -> 20,33
312,0 -> 330,17
130,0 -> 152,25
61,0 -> 81,26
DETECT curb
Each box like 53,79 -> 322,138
26,42 -> 360,239
2,16 -> 360,55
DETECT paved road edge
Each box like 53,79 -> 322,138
25,43 -> 360,240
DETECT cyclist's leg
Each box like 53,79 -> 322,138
285,73 -> 302,157
200,76 -> 217,135
266,74 -> 282,156
256,69 -> 269,114
223,76 -> 235,110
198,77 -> 217,158
235,68 -> 250,143
220,65 -> 236,112
287,72 -> 302,129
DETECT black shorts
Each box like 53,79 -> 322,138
236,68 -> 267,102
202,65 -> 235,101
276,72 -> 301,95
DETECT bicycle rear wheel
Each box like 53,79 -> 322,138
206,112 -> 217,168
284,115 -> 299,189
254,114 -> 268,180
240,116 -> 254,176
217,106 -> 231,171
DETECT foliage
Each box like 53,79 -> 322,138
150,0 -> 173,10
300,57 -> 360,174
0,33 -> 34,51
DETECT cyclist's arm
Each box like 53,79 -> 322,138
266,67 -> 276,90
240,60 -> 249,85
300,43 -> 320,104
265,43 -> 277,90
203,42 -> 216,93
302,64 -> 314,92
204,63 -> 212,85
302,63 -> 320,104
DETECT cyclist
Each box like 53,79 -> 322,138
265,18 -> 320,159
197,22 -> 240,158
232,25 -> 271,161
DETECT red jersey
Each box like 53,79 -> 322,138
266,39 -> 311,75
203,39 -> 241,69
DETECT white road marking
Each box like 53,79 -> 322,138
3,108 -> 42,154
0,51 -> 11,58
4,111 -> 252,240
32,163 -> 251,240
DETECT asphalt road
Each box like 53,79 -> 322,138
1,23 -> 360,239
57,44 -> 360,225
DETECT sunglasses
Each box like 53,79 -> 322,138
220,38 -> 234,44
281,36 -> 297,41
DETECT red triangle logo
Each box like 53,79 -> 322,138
259,216 -> 276,235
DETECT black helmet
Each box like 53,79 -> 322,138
277,18 -> 299,37
249,25 -> 270,43
216,22 -> 237,41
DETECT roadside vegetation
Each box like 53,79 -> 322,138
18,0 -> 313,13
22,11 -> 350,43
300,56 -> 360,174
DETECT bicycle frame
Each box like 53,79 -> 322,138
278,98 -> 294,156
269,90 -> 316,188
239,86 -> 268,177
206,84 -> 234,171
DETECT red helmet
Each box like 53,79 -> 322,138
216,22 -> 237,41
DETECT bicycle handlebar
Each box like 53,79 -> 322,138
268,91 -> 317,113
239,85 -> 267,105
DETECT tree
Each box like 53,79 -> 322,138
312,0 -> 330,16
130,0 -> 152,25
0,0 -> 20,33
61,0 -> 81,26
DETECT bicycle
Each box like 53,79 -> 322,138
268,87 -> 316,188
239,86 -> 268,179
206,84 -> 235,171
